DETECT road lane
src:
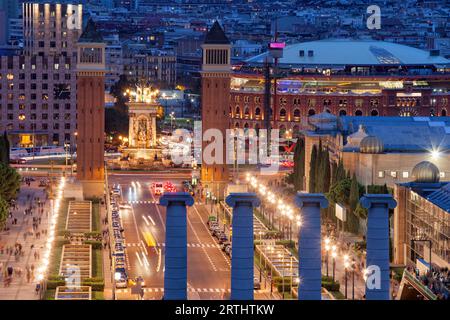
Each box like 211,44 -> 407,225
110,173 -> 233,300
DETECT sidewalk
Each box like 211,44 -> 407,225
0,178 -> 51,300
100,203 -> 114,300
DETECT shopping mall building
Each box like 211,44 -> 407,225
229,39 -> 450,137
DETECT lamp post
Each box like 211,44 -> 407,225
259,231 -> 264,282
278,253 -> 285,299
351,258 -> 356,300
290,253 -> 293,296
324,240 -> 330,277
331,248 -> 337,282
343,254 -> 349,299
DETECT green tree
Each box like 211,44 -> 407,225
0,163 -> 20,202
0,196 -> 8,229
0,132 -> 9,164
292,137 -> 305,191
323,149 -> 331,193
309,145 -> 318,192
347,173 -> 361,233
327,177 -> 352,206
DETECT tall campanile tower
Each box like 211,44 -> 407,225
200,21 -> 231,199
76,20 -> 106,198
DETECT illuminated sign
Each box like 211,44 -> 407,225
269,42 -> 286,49
379,81 -> 403,89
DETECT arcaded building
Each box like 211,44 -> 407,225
229,40 -> 450,137
393,162 -> 450,269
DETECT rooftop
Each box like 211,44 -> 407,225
340,116 -> 450,153
246,39 -> 450,67
204,21 -> 229,45
306,116 -> 450,153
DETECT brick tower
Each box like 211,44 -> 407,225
76,19 -> 106,198
200,21 -> 231,200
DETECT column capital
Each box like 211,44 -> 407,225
159,192 -> 194,207
225,193 -> 260,208
295,193 -> 328,209
360,194 -> 397,210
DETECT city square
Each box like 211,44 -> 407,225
0,0 -> 449,313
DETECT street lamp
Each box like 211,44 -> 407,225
278,253 -> 285,299
343,254 -> 350,299
324,240 -> 331,277
259,231 -> 264,282
351,258 -> 356,300
331,249 -> 337,282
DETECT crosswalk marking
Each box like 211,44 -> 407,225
153,242 -> 220,248
116,288 -> 232,294
125,200 -> 157,205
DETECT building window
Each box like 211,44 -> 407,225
391,171 -> 397,178
378,171 -> 384,178
440,172 -> 445,178
402,171 -> 409,178
355,110 -> 363,116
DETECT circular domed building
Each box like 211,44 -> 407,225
411,161 -> 440,183
360,135 -> 384,154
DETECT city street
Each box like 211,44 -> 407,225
109,173 -> 232,300
109,172 -> 273,300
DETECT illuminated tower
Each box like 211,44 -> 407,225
76,19 -> 106,198
200,21 -> 231,199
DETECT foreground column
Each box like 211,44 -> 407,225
295,193 -> 328,300
160,192 -> 194,300
360,194 -> 397,300
226,193 -> 260,300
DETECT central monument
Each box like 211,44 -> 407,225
124,84 -> 160,160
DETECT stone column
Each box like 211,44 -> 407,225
360,194 -> 397,300
159,192 -> 194,300
226,193 -> 260,300
128,113 -> 135,148
295,193 -> 328,300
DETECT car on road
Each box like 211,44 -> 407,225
212,228 -> 223,238
217,233 -> 228,244
254,278 -> 261,290
163,181 -> 177,192
119,203 -> 132,210
114,267 -> 128,288
10,158 -> 27,164
220,241 -> 231,251
129,276 -> 146,287
208,222 -> 219,231
152,182 -> 164,195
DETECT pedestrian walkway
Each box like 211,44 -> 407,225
0,178 -> 51,300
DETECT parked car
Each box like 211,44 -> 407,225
217,233 -> 228,244
254,278 -> 261,290
208,222 -> 219,231
212,228 -> 223,238
220,241 -> 231,251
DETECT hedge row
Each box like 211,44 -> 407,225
46,276 -> 104,291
